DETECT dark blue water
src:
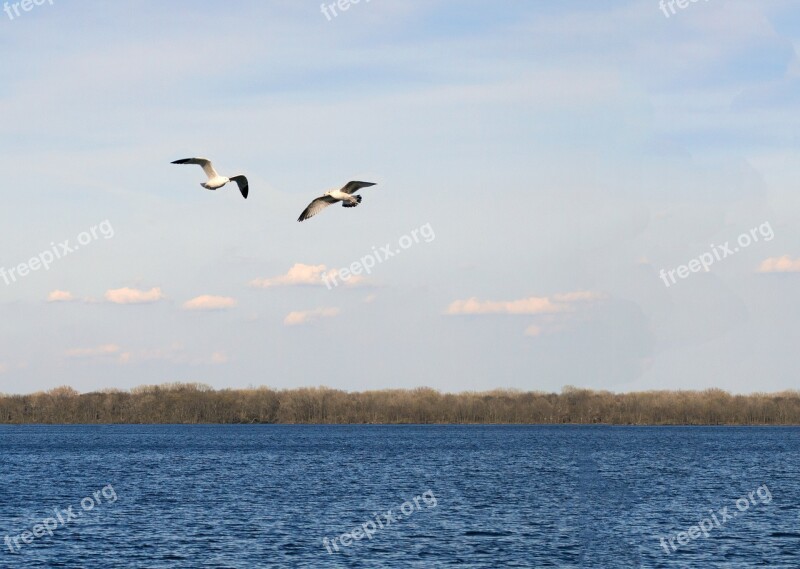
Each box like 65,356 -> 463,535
0,426 -> 797,568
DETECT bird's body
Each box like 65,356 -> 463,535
328,189 -> 357,202
298,181 -> 376,222
201,176 -> 230,190
172,157 -> 249,199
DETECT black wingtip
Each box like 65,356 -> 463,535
171,159 -> 189,164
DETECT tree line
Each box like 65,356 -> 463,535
0,384 -> 799,424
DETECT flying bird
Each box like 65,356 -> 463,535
297,181 -> 377,222
171,158 -> 249,199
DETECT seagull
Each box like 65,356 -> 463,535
297,181 -> 377,222
171,158 -> 249,199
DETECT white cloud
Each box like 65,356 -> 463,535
326,270 -> 367,287
210,351 -> 229,364
250,263 -> 327,288
62,343 -> 230,367
446,296 -> 562,316
447,291 -> 606,337
284,307 -> 340,326
551,291 -> 605,303
758,255 -> 800,273
446,291 -> 605,316
182,295 -> 237,311
525,325 -> 543,337
64,344 -> 122,358
105,287 -> 164,305
250,263 -> 365,288
47,290 -> 75,302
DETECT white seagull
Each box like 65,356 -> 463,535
171,157 -> 249,199
297,181 -> 377,222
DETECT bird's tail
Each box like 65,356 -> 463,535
342,195 -> 362,208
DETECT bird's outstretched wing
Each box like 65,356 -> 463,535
171,158 -> 219,181
230,175 -> 249,199
341,181 -> 376,194
298,195 -> 337,222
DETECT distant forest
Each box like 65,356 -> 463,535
1,384 -> 799,425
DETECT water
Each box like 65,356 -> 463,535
0,425 -> 797,568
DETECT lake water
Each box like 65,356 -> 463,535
0,425 -> 797,568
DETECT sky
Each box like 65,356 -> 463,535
0,0 -> 798,394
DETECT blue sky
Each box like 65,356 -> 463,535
0,0 -> 798,394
